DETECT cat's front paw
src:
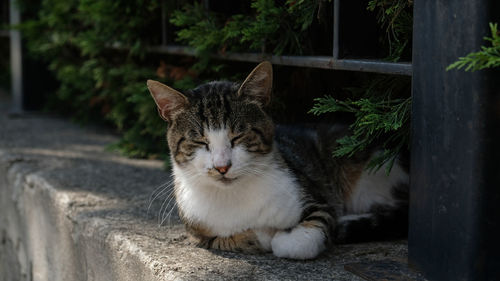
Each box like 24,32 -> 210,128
271,226 -> 326,260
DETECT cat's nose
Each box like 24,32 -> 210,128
214,164 -> 231,175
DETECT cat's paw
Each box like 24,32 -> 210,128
271,226 -> 326,260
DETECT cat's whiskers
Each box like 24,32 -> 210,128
161,200 -> 179,226
148,178 -> 174,198
159,190 -> 177,226
147,178 -> 175,215
155,180 -> 183,222
148,186 -> 172,215
148,177 -> 174,201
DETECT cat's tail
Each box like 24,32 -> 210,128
269,200 -> 408,259
334,202 -> 408,244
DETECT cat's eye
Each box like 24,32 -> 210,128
193,140 -> 209,150
230,134 -> 244,147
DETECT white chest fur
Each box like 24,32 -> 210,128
173,163 -> 303,237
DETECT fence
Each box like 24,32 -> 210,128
149,0 -> 412,76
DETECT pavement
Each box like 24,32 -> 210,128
0,93 -> 424,281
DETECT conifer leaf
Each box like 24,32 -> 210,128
447,23 -> 500,72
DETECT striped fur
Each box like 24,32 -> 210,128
147,62 -> 409,260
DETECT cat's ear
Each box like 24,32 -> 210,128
147,80 -> 188,121
238,61 -> 273,106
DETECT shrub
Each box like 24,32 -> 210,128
170,0 -> 325,56
18,0 -> 194,163
310,76 -> 411,172
18,0 -> 414,170
310,0 -> 413,170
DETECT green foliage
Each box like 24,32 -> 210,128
170,0 -> 324,61
311,1 -> 413,172
16,0 -> 414,172
310,77 -> 411,173
367,0 -> 413,61
170,2 -> 225,55
447,23 -> 500,71
18,0 -> 174,162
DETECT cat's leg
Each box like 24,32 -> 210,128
187,224 -> 269,254
206,230 -> 266,253
337,179 -> 409,243
271,206 -> 334,260
335,202 -> 408,243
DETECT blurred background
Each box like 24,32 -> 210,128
0,0 -> 413,169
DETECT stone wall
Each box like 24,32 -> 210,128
0,99 -> 411,281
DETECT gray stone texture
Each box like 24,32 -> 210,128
0,94 -> 415,281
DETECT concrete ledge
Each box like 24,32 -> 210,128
0,99 -> 413,280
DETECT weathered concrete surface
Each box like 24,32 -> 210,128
0,94 -> 421,281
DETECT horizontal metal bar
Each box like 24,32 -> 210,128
147,45 -> 412,76
147,45 -> 197,56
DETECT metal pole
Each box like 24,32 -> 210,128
9,0 -> 22,114
161,0 -> 167,45
145,45 -> 412,76
332,0 -> 339,59
409,0 -> 500,280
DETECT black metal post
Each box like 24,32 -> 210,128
409,0 -> 500,280
161,0 -> 167,45
332,0 -> 339,59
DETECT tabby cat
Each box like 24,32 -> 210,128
147,62 -> 408,260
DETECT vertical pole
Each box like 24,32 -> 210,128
9,0 -> 22,114
332,0 -> 339,59
161,0 -> 167,45
409,0 -> 500,280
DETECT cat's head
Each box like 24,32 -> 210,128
147,61 -> 275,188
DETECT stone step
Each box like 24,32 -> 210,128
0,97 -> 418,281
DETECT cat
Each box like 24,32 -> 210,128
146,61 -> 409,260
